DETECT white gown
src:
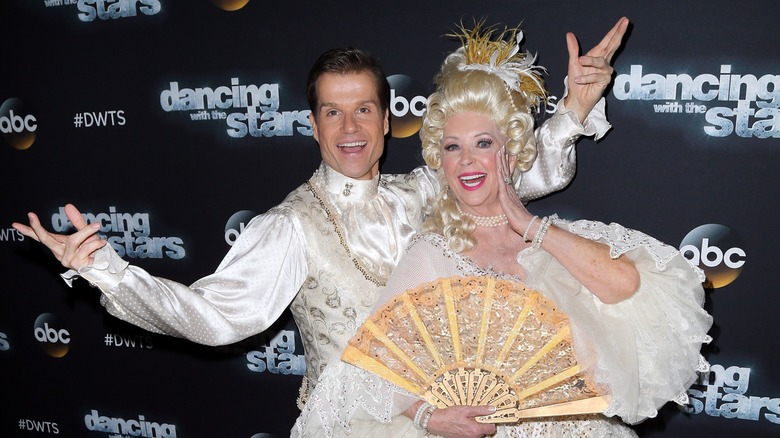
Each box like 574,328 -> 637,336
293,218 -> 713,437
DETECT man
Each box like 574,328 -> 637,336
13,19 -> 628,409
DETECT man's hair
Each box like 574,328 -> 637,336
306,47 -> 390,116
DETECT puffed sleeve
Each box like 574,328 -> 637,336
518,217 -> 713,424
517,77 -> 612,201
62,206 -> 309,346
403,165 -> 441,208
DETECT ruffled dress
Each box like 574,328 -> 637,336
293,217 -> 713,437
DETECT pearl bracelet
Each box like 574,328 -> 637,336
531,216 -> 553,249
421,404 -> 436,432
413,402 -> 432,430
523,215 -> 539,242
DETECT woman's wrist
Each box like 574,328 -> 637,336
412,401 -> 437,433
522,215 -> 539,242
531,216 -> 554,249
421,405 -> 436,433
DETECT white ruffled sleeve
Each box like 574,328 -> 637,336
61,206 -> 309,346
518,86 -> 611,201
518,218 -> 713,424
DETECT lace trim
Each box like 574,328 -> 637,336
294,364 -> 399,438
564,219 -> 692,274
297,377 -> 311,411
306,176 -> 388,287
495,414 -> 637,438
414,233 -> 524,283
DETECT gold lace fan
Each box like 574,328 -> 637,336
341,275 -> 610,423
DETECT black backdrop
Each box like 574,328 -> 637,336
2,1 -> 779,437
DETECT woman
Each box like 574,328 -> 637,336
293,21 -> 712,438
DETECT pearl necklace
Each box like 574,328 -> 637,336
456,203 -> 508,227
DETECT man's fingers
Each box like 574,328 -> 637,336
12,220 -> 39,242
60,222 -> 102,268
62,237 -> 106,269
27,212 -> 59,246
64,222 -> 101,251
81,237 -> 107,254
14,208 -> 102,270
65,203 -> 88,229
64,204 -> 101,243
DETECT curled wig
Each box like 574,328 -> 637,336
421,23 -> 547,252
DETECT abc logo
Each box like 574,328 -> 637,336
387,75 -> 427,139
33,313 -> 70,358
0,98 -> 37,150
680,224 -> 746,288
224,210 -> 258,246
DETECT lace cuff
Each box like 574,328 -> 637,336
558,76 -> 612,141
565,220 -> 707,283
60,244 -> 128,289
292,361 -> 415,438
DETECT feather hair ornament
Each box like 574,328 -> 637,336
449,22 -> 548,112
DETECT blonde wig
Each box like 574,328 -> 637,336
421,23 -> 547,252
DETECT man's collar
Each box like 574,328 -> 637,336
316,162 -> 380,202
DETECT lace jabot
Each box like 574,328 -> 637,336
311,163 -> 417,282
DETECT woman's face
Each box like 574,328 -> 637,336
441,112 -> 509,216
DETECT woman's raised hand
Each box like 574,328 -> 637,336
564,16 -> 630,124
496,147 -> 536,237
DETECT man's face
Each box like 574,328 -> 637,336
309,72 -> 389,180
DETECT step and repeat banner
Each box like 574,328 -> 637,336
1,1 -> 778,437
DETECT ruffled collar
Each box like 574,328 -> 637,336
315,162 -> 380,206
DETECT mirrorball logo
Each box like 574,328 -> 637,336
680,224 -> 746,288
34,313 -> 71,358
210,0 -> 250,11
0,98 -> 37,150
387,75 -> 427,138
